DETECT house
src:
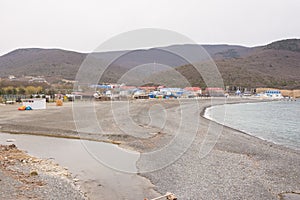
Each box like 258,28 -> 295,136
119,86 -> 137,97
205,87 -> 225,97
157,85 -> 166,90
8,75 -> 16,80
138,86 -> 157,92
184,87 -> 202,96
159,88 -> 184,98
29,77 -> 47,83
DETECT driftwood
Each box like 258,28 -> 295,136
145,192 -> 177,200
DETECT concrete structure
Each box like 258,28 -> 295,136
22,99 -> 46,109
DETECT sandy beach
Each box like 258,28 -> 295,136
0,98 -> 299,199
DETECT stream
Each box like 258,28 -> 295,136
0,132 -> 157,199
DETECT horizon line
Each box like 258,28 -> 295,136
1,37 -> 299,57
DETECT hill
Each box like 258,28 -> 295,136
0,48 -> 87,81
265,39 -> 300,52
172,39 -> 300,89
0,39 -> 299,89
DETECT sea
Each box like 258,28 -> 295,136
204,100 -> 300,150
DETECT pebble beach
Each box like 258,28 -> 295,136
0,98 -> 299,199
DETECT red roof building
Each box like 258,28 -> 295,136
205,87 -> 225,96
184,87 -> 201,92
120,86 -> 137,90
138,86 -> 157,91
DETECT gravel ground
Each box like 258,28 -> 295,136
0,144 -> 86,200
0,98 -> 299,199
138,100 -> 300,200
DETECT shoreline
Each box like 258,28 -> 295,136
201,99 -> 300,153
2,98 -> 297,155
0,143 -> 86,199
137,98 -> 300,199
0,99 -> 300,199
0,128 -> 122,145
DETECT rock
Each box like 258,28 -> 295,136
6,139 -> 16,142
63,173 -> 70,177
279,192 -> 300,200
166,192 -> 177,200
8,144 -> 16,148
30,171 -> 38,176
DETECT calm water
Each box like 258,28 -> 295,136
205,100 -> 300,150
0,133 -> 144,199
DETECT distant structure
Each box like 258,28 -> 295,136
8,75 -> 16,80
61,79 -> 77,84
29,77 -> 47,83
184,87 -> 202,96
205,87 -> 225,97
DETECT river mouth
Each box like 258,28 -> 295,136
0,132 -> 158,199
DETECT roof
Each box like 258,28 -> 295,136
120,86 -> 137,90
205,87 -> 224,90
184,87 -> 201,91
138,86 -> 157,90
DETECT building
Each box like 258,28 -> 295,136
29,77 -> 47,83
184,87 -> 202,96
138,86 -> 157,92
22,99 -> 46,109
8,75 -> 16,80
205,87 -> 225,97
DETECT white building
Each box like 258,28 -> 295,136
22,99 -> 46,109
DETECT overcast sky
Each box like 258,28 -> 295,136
0,0 -> 299,55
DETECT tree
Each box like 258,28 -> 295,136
36,86 -> 43,94
4,86 -> 13,95
17,87 -> 26,95
25,86 -> 37,95
12,88 -> 17,95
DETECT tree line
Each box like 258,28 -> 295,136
0,86 -> 44,95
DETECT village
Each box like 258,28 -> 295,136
0,73 -> 299,108
71,83 -> 300,101
91,84 -> 224,100
1,82 -> 299,107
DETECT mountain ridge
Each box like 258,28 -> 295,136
0,39 -> 299,89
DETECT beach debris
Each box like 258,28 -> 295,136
56,99 -> 63,106
25,106 -> 32,110
278,191 -> 300,200
18,105 -> 32,111
18,105 -> 26,110
146,192 -> 177,200
166,193 -> 177,200
30,170 -> 38,176
6,139 -> 16,142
